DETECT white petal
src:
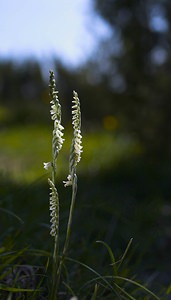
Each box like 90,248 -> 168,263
43,162 -> 52,170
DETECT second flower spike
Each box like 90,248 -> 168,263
63,91 -> 83,187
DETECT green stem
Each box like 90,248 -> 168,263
56,174 -> 77,287
49,235 -> 58,300
49,158 -> 59,300
63,173 -> 77,256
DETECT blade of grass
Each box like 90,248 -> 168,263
65,256 -> 120,297
96,240 -> 118,275
117,238 -> 133,271
90,284 -> 99,300
0,284 -> 41,292
0,208 -> 24,225
113,276 -> 160,300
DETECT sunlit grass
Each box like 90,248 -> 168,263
0,124 -> 138,183
0,124 -> 51,182
0,105 -> 11,122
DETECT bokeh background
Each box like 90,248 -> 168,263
0,0 -> 171,295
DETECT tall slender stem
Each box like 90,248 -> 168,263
55,174 -> 77,287
47,70 -> 64,300
63,174 -> 77,257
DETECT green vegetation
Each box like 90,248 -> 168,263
0,71 -> 170,299
1,1 -> 171,296
0,123 -> 138,184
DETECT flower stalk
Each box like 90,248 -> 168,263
60,91 -> 83,272
44,72 -> 82,299
44,70 -> 64,300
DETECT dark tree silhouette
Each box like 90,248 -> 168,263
90,0 -> 171,159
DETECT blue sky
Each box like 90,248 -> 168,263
0,0 -> 111,66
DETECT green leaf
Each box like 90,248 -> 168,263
113,276 -> 160,300
90,284 -> 99,300
96,240 -> 118,275
0,284 -> 40,292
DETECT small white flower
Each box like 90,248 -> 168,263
55,127 -> 64,139
54,121 -> 64,132
50,104 -> 57,115
43,162 -> 52,170
63,175 -> 72,187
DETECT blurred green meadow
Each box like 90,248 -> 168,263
0,120 -> 138,184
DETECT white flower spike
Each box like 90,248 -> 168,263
48,178 -> 59,237
49,70 -> 64,159
63,91 -> 83,187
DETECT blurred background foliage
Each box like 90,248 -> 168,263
0,0 -> 171,296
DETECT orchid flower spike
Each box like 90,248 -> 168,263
43,71 -> 64,170
63,91 -> 83,187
